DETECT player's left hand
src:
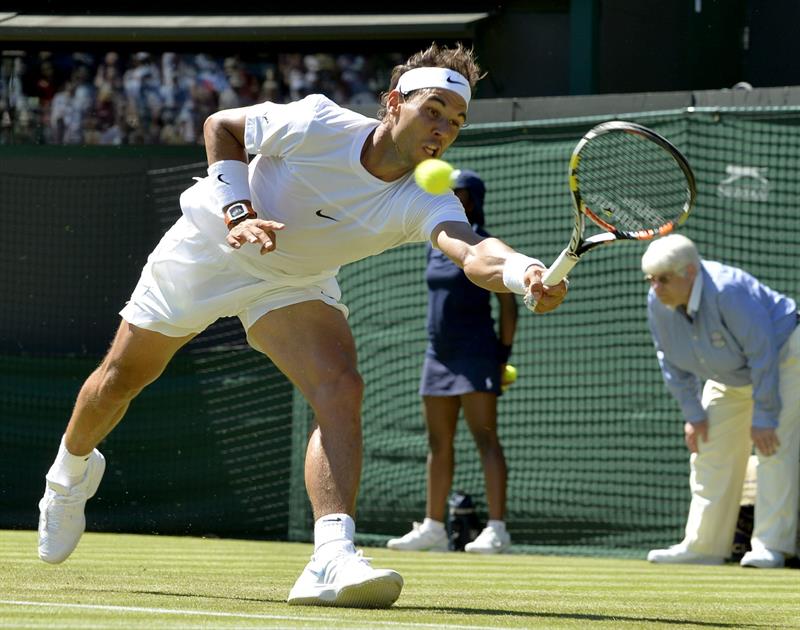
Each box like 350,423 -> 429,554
524,265 -> 568,313
227,218 -> 286,255
752,426 -> 780,457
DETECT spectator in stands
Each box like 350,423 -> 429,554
387,170 -> 517,555
643,234 -> 800,568
49,79 -> 79,144
34,56 -> 58,109
94,52 -> 122,94
259,65 -> 282,103
1,48 -> 401,145
35,42 -> 568,609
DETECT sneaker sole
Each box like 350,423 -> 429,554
335,573 -> 403,608
288,573 -> 403,609
648,556 -> 724,565
741,560 -> 784,568
464,546 -> 508,554
387,543 -> 449,552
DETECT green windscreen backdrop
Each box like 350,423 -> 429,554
1,108 -> 798,556
289,108 -> 800,556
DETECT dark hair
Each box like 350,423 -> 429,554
377,42 -> 483,119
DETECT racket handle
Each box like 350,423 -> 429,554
523,248 -> 578,312
541,249 -> 579,286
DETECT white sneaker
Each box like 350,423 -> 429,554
647,544 -> 724,565
740,547 -> 785,568
386,522 -> 449,551
287,549 -> 403,608
464,526 -> 511,554
38,449 -> 106,564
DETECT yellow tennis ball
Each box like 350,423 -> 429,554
414,159 -> 456,195
504,364 -> 518,383
502,364 -> 518,392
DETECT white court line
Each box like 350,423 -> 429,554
0,600 -> 502,630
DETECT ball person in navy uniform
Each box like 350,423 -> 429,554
387,170 -> 517,554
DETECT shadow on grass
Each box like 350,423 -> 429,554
398,605 -> 772,628
86,587 -> 285,605
84,587 -> 772,628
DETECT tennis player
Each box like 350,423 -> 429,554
36,43 -> 568,608
643,235 -> 799,568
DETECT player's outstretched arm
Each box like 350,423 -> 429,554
431,221 -> 567,313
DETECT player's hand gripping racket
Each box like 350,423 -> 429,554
526,120 -> 696,311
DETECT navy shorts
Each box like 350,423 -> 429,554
419,353 -> 502,397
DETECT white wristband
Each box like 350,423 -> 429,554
207,160 -> 251,210
502,253 -> 544,295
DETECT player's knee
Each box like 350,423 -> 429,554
94,359 -> 157,403
311,367 -> 364,413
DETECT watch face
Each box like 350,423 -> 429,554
229,204 -> 247,220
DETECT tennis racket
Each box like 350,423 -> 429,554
526,120 -> 696,311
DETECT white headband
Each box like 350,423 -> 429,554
395,67 -> 471,108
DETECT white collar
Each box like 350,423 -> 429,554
686,267 -> 703,317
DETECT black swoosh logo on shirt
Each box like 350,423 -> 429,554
316,209 -> 339,222
446,76 -> 467,86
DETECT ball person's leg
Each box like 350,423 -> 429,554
462,392 -> 506,521
422,395 -> 460,522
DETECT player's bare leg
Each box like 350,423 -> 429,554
39,321 -> 194,563
248,300 -> 402,607
250,301 -> 362,516
65,322 -> 195,455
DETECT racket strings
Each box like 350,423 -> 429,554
576,132 -> 690,233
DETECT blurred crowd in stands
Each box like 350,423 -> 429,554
0,49 -> 403,145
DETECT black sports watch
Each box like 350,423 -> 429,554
224,202 -> 256,229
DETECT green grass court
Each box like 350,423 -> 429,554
1,530 -> 798,629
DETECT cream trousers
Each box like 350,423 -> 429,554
682,324 -> 800,557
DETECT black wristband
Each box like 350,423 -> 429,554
498,343 -> 512,364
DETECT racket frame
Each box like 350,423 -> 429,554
530,120 -> 697,304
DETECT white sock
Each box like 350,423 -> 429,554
46,435 -> 91,488
487,519 -> 506,534
421,517 -> 445,533
314,513 -> 355,561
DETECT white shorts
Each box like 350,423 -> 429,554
120,217 -> 349,339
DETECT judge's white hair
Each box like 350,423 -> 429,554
641,234 -> 700,275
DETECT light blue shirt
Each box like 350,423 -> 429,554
648,260 -> 797,428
